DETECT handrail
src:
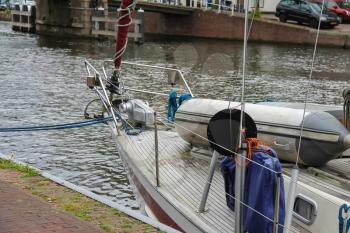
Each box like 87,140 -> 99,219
84,60 -> 122,135
102,59 -> 194,97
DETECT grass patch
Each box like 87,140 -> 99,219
62,202 -> 92,221
99,223 -> 116,233
120,221 -> 133,229
0,158 -> 39,177
144,224 -> 154,233
31,190 -> 49,199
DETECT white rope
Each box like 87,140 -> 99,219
112,1 -> 137,65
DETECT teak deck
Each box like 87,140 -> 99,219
113,127 -> 350,232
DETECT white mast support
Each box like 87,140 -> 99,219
283,167 -> 299,233
235,144 -> 247,233
154,112 -> 160,187
235,0 -> 249,230
273,173 -> 282,233
218,0 -> 222,13
198,150 -> 220,212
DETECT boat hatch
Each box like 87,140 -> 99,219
293,194 -> 318,225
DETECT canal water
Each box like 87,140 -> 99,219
0,21 -> 349,209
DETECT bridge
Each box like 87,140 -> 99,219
109,1 -> 196,15
24,0 -> 350,49
34,0 -> 244,38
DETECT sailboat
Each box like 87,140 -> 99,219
83,0 -> 350,232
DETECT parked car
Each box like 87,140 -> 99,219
337,0 -> 350,10
276,0 -> 340,28
0,0 -> 9,10
312,0 -> 350,22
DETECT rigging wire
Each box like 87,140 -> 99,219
93,84 -> 344,233
227,0 -> 257,108
155,113 -> 280,174
92,2 -> 341,230
120,130 -> 300,233
121,127 -> 344,233
95,74 -> 279,175
295,0 -> 326,166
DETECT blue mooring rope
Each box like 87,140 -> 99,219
0,117 -> 113,133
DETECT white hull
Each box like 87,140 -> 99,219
107,121 -> 350,233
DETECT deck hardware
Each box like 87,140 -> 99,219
198,150 -> 220,213
167,68 -> 184,86
154,112 -> 160,187
293,193 -> 318,225
86,74 -> 100,89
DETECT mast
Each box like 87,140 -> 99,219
110,0 -> 135,94
114,0 -> 134,69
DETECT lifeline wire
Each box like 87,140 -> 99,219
227,0 -> 257,108
295,0 -> 325,166
92,73 -> 279,176
99,70 -> 280,175
120,129 -> 298,233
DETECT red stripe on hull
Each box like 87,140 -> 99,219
129,169 -> 184,232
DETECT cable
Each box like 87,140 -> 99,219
0,117 -> 112,133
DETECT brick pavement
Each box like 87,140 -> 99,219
0,181 -> 103,233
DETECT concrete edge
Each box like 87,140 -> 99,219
0,154 -> 181,233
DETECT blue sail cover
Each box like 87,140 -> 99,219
221,147 -> 285,233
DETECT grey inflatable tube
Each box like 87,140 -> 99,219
175,99 -> 350,167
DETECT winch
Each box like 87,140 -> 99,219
119,99 -> 154,127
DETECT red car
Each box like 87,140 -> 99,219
313,0 -> 350,23
338,0 -> 350,11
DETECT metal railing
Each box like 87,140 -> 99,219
102,59 -> 194,98
145,0 -> 245,15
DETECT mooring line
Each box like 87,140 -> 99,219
0,117 -> 113,133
